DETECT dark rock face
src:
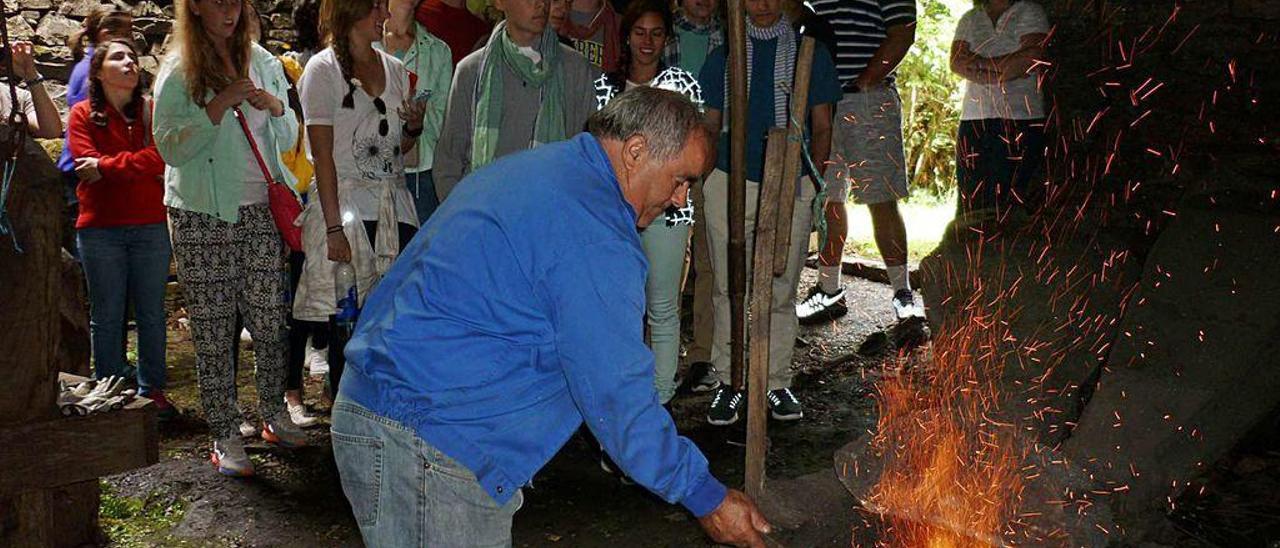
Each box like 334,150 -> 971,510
859,0 -> 1280,544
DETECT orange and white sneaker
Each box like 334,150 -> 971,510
261,413 -> 308,448
211,437 -> 254,477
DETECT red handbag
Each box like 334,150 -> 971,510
233,106 -> 304,252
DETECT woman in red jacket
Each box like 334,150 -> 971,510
67,38 -> 175,419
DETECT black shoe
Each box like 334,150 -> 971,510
680,362 -> 722,394
706,387 -> 743,426
767,388 -> 803,421
797,285 -> 848,326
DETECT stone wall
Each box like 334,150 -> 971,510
3,0 -> 305,109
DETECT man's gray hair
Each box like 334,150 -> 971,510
587,87 -> 707,162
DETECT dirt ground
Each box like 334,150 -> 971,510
102,266 -> 1280,547
104,267 -> 901,547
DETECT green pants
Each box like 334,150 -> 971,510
641,219 -> 690,403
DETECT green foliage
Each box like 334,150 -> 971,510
898,0 -> 965,197
100,481 -> 189,547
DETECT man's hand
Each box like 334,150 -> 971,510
697,489 -> 772,547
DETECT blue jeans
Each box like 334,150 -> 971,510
407,170 -> 439,225
77,223 -> 171,394
332,397 -> 524,547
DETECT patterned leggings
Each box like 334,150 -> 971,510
170,205 -> 287,440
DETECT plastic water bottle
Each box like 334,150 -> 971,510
334,262 -> 358,337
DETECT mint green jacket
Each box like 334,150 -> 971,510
378,23 -> 452,173
153,44 -> 299,223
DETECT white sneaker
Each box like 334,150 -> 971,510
211,437 -> 254,477
306,345 -> 329,376
892,289 -> 922,320
236,405 -> 258,438
287,399 -> 320,428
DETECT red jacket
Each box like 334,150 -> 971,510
67,100 -> 166,229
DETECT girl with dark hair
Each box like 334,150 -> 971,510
950,0 -> 1050,215
593,0 -> 706,405
152,0 -> 306,477
59,9 -> 134,248
66,39 -> 174,420
294,0 -> 424,399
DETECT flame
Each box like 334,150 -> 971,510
868,300 -> 1026,548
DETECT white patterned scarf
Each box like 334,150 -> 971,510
725,15 -> 795,129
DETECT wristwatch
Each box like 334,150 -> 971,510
24,73 -> 46,86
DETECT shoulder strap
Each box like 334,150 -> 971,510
232,106 -> 277,186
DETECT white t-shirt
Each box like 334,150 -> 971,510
240,70 -> 270,206
298,47 -> 412,221
0,87 -> 36,131
954,2 -> 1050,121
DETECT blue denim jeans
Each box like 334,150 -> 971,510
77,223 -> 171,394
331,396 -> 524,547
406,170 -> 439,225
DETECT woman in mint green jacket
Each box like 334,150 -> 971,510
152,0 -> 305,478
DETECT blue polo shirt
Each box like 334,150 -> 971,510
340,133 -> 728,517
699,33 -> 843,182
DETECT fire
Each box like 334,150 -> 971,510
867,300 -> 1027,548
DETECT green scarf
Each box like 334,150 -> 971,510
472,24 -> 566,170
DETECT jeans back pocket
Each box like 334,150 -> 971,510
332,430 -> 384,527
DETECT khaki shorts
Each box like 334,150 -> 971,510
827,84 -> 909,205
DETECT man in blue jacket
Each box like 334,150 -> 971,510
333,87 -> 771,547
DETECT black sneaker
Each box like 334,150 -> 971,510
797,285 -> 848,326
892,289 -> 921,320
706,387 -> 743,426
680,362 -> 722,394
767,388 -> 804,421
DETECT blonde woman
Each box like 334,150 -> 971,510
294,0 -> 424,399
152,0 -> 307,477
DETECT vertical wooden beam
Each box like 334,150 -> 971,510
772,37 -> 816,276
726,0 -> 749,390
746,129 -> 788,499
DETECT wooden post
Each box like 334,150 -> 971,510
745,129 -> 789,499
0,126 -> 158,547
726,0 -> 748,390
772,37 -> 817,276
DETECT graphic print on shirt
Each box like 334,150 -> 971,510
352,107 -> 402,179
575,40 -> 605,68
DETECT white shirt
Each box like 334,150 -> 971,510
239,70 -> 271,206
954,2 -> 1050,121
298,47 -> 414,221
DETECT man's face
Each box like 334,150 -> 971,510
683,0 -> 718,22
497,0 -> 549,38
744,0 -> 781,28
626,131 -> 713,228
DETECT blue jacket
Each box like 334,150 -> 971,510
341,133 -> 728,517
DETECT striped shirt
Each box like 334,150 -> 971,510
808,0 -> 917,86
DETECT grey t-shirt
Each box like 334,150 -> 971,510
568,10 -> 607,69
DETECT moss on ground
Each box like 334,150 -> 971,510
99,482 -> 191,547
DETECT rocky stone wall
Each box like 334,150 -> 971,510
3,0 -> 304,110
